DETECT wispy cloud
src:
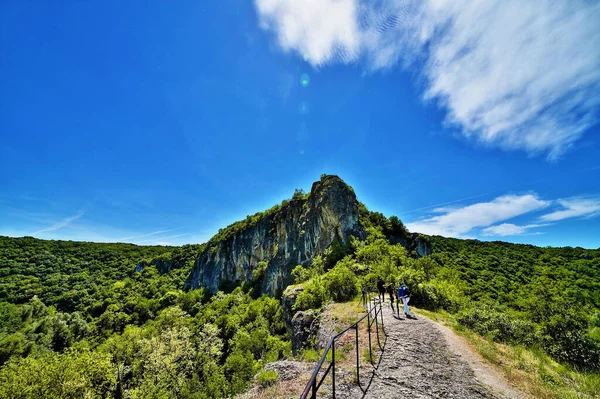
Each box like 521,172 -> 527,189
117,230 -> 173,241
136,233 -> 190,244
405,194 -> 549,237
482,223 -> 549,237
254,0 -> 600,158
540,197 -> 600,222
32,210 -> 85,235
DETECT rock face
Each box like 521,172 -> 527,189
291,309 -> 320,353
391,233 -> 432,258
414,234 -> 432,257
281,284 -> 304,326
184,175 -> 366,295
134,257 -> 174,274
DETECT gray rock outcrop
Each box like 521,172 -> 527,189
184,175 -> 366,295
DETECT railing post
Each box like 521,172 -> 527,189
300,291 -> 384,399
367,307 -> 373,365
380,299 -> 385,335
375,304 -> 381,349
355,324 -> 360,388
332,339 -> 336,399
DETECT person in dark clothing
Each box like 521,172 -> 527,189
377,277 -> 386,302
386,283 -> 397,314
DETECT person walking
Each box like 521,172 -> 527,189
386,282 -> 397,314
377,277 -> 386,302
397,282 -> 412,318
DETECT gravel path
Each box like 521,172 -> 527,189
330,304 -> 523,398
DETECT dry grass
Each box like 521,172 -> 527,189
246,371 -> 313,399
321,300 -> 386,386
417,308 -> 600,399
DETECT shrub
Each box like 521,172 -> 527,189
293,278 -> 328,311
323,266 -> 357,302
292,265 -> 310,284
292,188 -> 306,200
256,368 -> 279,387
301,348 -> 321,362
224,349 -> 256,394
539,309 -> 600,371
413,280 -> 464,312
358,273 -> 378,292
323,241 -> 351,270
253,261 -> 268,282
457,306 -> 536,346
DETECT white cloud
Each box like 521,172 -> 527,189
482,223 -> 547,236
406,194 -> 548,237
32,210 -> 85,235
254,0 -> 600,158
540,197 -> 600,222
255,0 -> 360,66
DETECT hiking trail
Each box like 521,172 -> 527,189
331,303 -> 526,399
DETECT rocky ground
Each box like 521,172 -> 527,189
324,303 -> 524,399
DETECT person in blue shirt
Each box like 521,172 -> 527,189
397,283 -> 411,318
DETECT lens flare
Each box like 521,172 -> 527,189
299,102 -> 309,114
300,73 -> 310,88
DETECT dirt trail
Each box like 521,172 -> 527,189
332,304 -> 525,398
430,316 -> 525,399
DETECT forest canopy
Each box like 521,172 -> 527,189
0,211 -> 599,397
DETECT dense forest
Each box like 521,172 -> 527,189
0,237 -> 288,397
427,236 -> 600,369
1,200 -> 599,397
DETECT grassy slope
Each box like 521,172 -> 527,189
417,308 -> 600,399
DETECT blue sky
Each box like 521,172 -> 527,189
1,1 -> 599,248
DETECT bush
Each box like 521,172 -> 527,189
412,280 -> 464,312
256,368 -> 279,387
224,349 -> 256,394
293,278 -> 328,311
323,241 -> 351,270
300,348 -> 321,362
292,265 -> 310,284
539,308 -> 600,371
323,266 -> 357,302
293,266 -> 358,310
457,306 -> 536,345
253,261 -> 268,282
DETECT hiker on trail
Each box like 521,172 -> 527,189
377,277 -> 386,302
397,282 -> 411,318
386,282 -> 397,314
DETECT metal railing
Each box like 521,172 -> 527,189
300,290 -> 386,399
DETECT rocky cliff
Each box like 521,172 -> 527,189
394,233 -> 432,258
184,175 -> 366,295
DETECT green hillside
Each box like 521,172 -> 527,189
0,202 -> 599,397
